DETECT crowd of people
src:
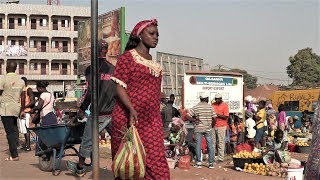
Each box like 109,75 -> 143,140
0,17 -> 318,180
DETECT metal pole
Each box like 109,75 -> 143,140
91,0 -> 99,179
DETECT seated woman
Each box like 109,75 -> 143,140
164,117 -> 189,159
263,129 -> 291,164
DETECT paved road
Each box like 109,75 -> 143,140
0,121 -> 309,180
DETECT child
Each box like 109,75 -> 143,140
245,110 -> 256,143
262,129 -> 290,164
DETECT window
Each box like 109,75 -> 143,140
61,19 -> 69,27
284,101 -> 299,111
53,19 -> 58,30
18,18 -> 24,26
51,41 -> 55,48
171,62 -> 176,74
74,20 -> 79,31
177,76 -> 183,86
51,63 -> 59,70
30,63 -> 38,70
39,19 -> 47,27
163,75 -> 170,86
0,18 -> 2,29
30,40 -> 36,48
9,18 -> 14,29
177,62 -> 183,74
162,62 -> 169,72
31,19 -> 36,29
185,63 -> 190,71
10,40 -> 16,46
19,40 -> 24,46
0,40 -> 2,45
191,64 -> 197,71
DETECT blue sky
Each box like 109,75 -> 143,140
23,0 -> 319,84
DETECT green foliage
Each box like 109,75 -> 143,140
211,68 -> 258,89
286,48 -> 320,87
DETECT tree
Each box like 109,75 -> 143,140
211,68 -> 258,89
287,48 -> 320,87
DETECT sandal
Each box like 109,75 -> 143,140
4,156 -> 19,161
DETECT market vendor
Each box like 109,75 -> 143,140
262,129 -> 290,164
288,116 -> 301,133
164,117 -> 189,159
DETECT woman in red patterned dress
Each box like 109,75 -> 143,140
111,19 -> 170,179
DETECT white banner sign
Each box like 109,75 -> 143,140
184,73 -> 244,113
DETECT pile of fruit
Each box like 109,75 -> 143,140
265,162 -> 288,177
99,139 -> 111,148
233,151 -> 262,159
243,163 -> 267,176
243,162 -> 289,177
296,141 -> 309,147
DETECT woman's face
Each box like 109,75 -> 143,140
140,25 -> 159,48
37,86 -> 44,93
172,124 -> 180,132
275,134 -> 283,143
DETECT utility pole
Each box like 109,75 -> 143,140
91,0 -> 99,179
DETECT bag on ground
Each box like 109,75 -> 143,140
112,125 -> 146,179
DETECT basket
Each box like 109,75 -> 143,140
296,146 -> 311,153
253,158 -> 264,164
288,143 -> 296,152
233,158 -> 254,169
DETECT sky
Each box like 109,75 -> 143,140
22,0 -> 319,85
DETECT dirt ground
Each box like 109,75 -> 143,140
0,122 -> 309,180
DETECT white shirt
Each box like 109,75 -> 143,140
40,92 -> 55,117
245,117 -> 256,139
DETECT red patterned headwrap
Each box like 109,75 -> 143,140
131,19 -> 158,37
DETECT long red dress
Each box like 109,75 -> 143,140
111,49 -> 170,179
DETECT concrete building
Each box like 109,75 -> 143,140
156,51 -> 203,97
0,3 -> 90,97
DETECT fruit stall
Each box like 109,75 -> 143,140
233,150 -> 304,179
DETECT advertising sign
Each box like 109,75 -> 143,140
184,72 -> 244,113
78,8 -> 122,75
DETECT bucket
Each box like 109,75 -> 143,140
286,167 -> 304,180
288,143 -> 296,152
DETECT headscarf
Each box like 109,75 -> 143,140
172,117 -> 187,135
131,19 -> 158,37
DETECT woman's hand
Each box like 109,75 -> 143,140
129,108 -> 138,126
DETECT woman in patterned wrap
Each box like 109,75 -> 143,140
111,19 -> 170,179
304,95 -> 320,180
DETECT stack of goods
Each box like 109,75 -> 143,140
295,140 -> 310,153
233,151 -> 263,169
233,151 -> 262,159
243,162 -> 302,177
243,163 -> 267,176
99,139 -> 111,148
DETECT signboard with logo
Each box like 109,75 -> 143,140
77,7 -> 125,75
184,72 -> 244,113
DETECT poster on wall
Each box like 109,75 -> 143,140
184,72 -> 244,113
78,8 -> 121,75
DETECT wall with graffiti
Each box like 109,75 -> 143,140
270,89 -> 320,112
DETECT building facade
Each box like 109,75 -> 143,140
0,3 -> 90,97
156,51 -> 203,97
